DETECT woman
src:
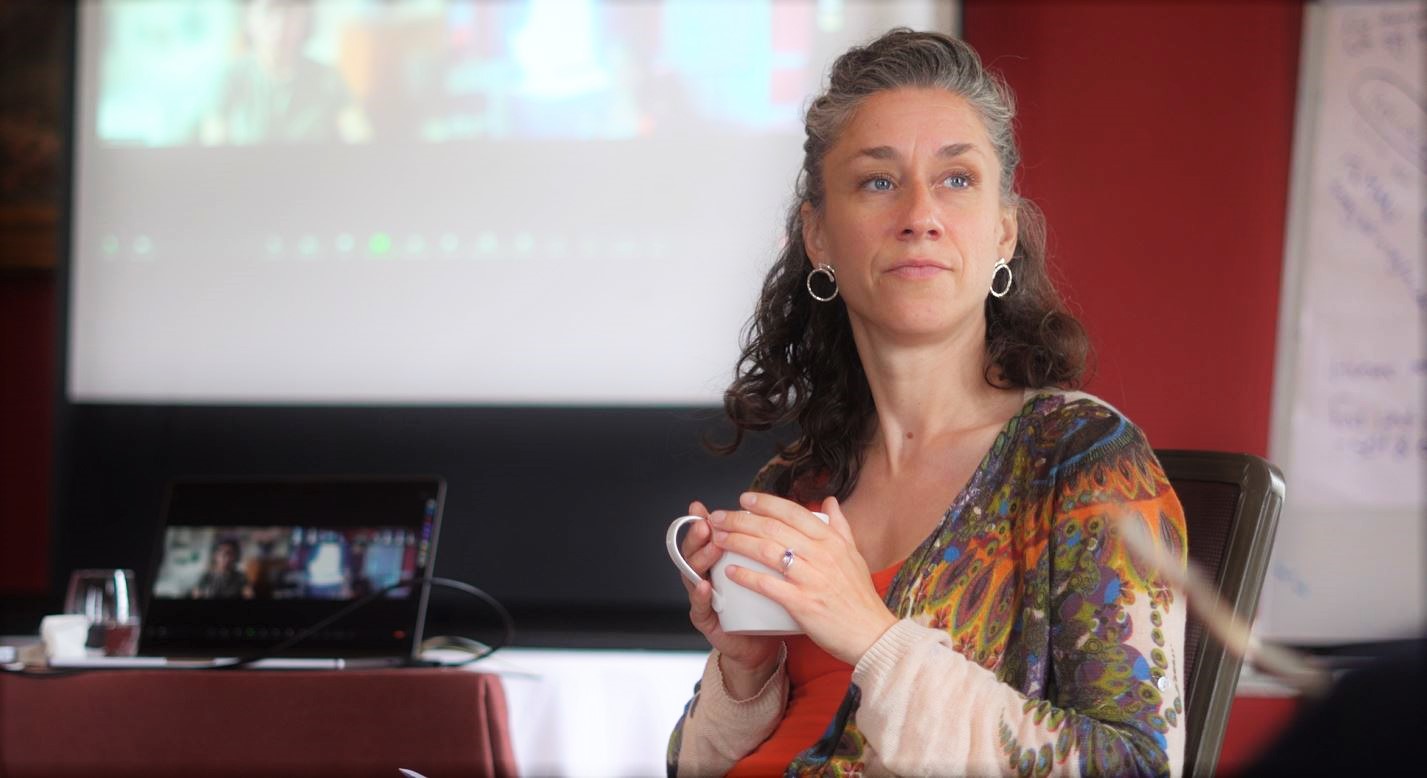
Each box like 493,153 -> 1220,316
668,29 -> 1187,777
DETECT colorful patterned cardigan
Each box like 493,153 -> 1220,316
668,390 -> 1188,776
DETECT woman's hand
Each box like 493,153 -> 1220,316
710,493 -> 898,666
678,500 -> 783,698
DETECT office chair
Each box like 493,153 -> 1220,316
1155,449 -> 1285,778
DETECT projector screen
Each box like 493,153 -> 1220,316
69,0 -> 957,405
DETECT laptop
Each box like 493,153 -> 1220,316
52,477 -> 444,669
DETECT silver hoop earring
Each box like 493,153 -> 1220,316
989,258 -> 1013,299
806,263 -> 839,302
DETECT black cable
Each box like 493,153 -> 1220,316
421,576 -> 516,665
1,576 -> 514,677
220,576 -> 514,669
214,578 -> 417,669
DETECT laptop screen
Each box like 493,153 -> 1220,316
141,477 -> 443,658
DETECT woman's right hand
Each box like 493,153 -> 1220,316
680,500 -> 782,699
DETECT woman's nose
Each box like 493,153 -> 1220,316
899,186 -> 942,240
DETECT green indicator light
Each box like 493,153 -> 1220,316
102,236 -> 119,253
369,233 -> 392,255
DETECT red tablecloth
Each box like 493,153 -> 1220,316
0,667 -> 516,777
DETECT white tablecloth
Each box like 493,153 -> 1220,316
465,647 -> 709,778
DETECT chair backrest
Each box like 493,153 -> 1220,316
1155,449 -> 1285,778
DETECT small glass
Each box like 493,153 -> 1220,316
64,569 -> 141,657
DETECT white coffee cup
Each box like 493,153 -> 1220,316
666,511 -> 829,635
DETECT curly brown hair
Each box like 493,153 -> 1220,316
716,29 -> 1090,499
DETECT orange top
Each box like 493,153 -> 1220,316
727,559 -> 905,777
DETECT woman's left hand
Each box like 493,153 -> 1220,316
709,492 -> 899,666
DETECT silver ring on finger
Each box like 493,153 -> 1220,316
779,547 -> 795,574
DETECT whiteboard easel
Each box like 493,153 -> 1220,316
1265,0 -> 1426,645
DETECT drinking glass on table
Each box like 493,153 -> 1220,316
64,569 -> 141,657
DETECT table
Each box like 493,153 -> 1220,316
0,645 -> 1301,777
465,647 -> 708,778
0,667 -> 515,777
467,649 -> 1306,777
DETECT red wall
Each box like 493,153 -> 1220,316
965,0 -> 1302,456
0,1 -> 1303,597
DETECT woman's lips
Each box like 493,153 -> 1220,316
886,261 -> 948,279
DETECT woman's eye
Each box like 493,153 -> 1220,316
863,176 -> 894,192
944,173 -> 972,189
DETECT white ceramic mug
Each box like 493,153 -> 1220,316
666,511 -> 829,635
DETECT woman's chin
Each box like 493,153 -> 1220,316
862,316 -> 981,348
847,298 -> 975,336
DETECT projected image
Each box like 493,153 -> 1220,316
70,0 -> 952,404
153,525 -> 418,600
96,0 -> 845,146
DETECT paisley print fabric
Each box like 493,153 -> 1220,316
668,390 -> 1188,777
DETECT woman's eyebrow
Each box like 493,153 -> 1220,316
851,142 -> 979,161
936,142 -> 976,159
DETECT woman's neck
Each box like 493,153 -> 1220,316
849,317 -> 1024,475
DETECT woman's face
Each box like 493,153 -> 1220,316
802,87 -> 1017,346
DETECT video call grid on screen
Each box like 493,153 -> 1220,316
153,523 -> 429,602
68,0 -> 957,405
141,478 -> 442,657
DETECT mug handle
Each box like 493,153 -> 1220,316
666,515 -> 708,588
666,511 -> 827,612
